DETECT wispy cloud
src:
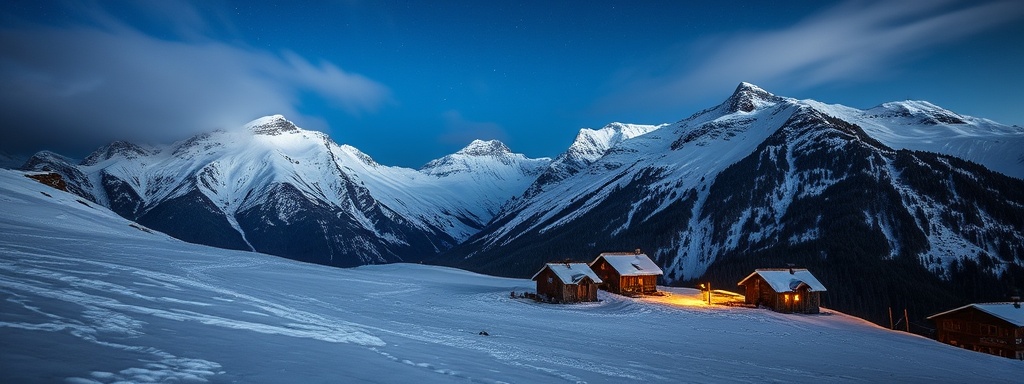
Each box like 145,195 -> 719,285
0,3 -> 390,156
600,0 -> 1024,113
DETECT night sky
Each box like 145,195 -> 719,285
2,1 -> 1022,168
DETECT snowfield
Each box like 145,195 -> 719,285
1,170 -> 1021,383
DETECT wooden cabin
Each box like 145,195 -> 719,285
927,302 -> 1024,360
737,268 -> 826,314
531,263 -> 602,303
589,252 -> 663,295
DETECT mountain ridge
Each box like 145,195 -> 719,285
20,83 -> 1024,328
435,83 -> 1024,328
23,116 -> 550,266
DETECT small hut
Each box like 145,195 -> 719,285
531,262 -> 602,303
589,251 -> 663,295
927,302 -> 1024,360
737,268 -> 826,314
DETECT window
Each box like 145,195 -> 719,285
794,294 -> 800,302
784,294 -> 790,302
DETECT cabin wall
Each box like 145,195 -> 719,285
591,259 -> 621,293
591,257 -> 660,295
741,275 -> 820,314
744,282 -> 759,305
640,275 -> 657,294
618,275 -> 658,294
931,308 -> 1024,359
806,292 -> 821,314
535,269 -> 565,302
535,268 -> 600,303
561,280 -> 599,303
774,289 -> 817,314
745,278 -> 774,309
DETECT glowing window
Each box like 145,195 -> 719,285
784,294 -> 790,302
794,294 -> 800,302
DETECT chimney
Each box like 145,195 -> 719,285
1013,296 -> 1021,309
634,248 -> 641,255
787,263 -> 795,274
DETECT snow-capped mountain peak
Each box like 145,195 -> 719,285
3,166 -> 1020,383
80,140 -> 154,166
420,140 -> 546,177
866,100 -> 968,125
725,82 -> 784,113
245,114 -> 301,136
574,123 -> 661,156
446,82 -> 1023,333
22,115 -> 556,267
18,82 -> 1024,333
556,122 -> 663,169
455,139 -> 512,157
800,98 -> 1024,179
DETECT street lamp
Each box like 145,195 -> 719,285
699,283 -> 711,305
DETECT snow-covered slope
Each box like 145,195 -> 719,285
2,169 -> 1021,383
804,99 -> 1024,179
23,115 -> 549,266
459,83 -> 804,263
519,122 -> 663,201
444,83 -> 1024,329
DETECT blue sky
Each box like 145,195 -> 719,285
2,1 -> 1022,168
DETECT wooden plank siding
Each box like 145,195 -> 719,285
930,307 -> 1024,360
590,257 -> 659,295
741,274 -> 821,314
533,266 -> 599,303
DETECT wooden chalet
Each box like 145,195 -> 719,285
927,302 -> 1024,360
590,251 -> 663,295
737,268 -> 826,314
531,263 -> 602,303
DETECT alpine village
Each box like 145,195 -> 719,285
522,247 -> 1022,360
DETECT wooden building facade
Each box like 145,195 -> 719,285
737,268 -> 826,314
590,252 -> 663,295
531,263 -> 602,303
927,303 -> 1024,360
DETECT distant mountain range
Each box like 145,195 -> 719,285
22,115 -> 548,266
19,83 -> 1024,328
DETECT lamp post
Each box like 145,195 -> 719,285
702,282 -> 712,305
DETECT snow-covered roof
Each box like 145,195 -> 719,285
532,263 -> 603,285
592,253 -> 663,276
738,269 -> 827,292
926,303 -> 1024,327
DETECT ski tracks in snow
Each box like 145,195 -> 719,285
0,243 -> 384,383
